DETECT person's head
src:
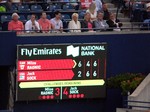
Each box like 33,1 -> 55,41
102,3 -> 108,11
84,12 -> 91,21
41,12 -> 47,19
12,13 -> 19,22
72,13 -> 78,22
31,14 -> 36,22
109,13 -> 115,20
89,2 -> 96,12
97,12 -> 104,20
54,11 -> 61,20
146,3 -> 150,12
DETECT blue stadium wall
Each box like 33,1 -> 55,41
0,32 -> 150,112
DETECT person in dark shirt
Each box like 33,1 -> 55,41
106,13 -> 123,31
102,3 -> 110,20
81,12 -> 95,32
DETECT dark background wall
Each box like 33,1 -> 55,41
0,32 -> 150,112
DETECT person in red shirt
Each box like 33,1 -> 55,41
38,12 -> 53,33
8,13 -> 24,34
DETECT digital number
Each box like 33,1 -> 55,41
78,71 -> 82,77
55,88 -> 60,96
93,61 -> 97,67
86,71 -> 90,77
63,87 -> 68,95
93,71 -> 97,77
86,61 -> 90,67
78,61 -> 82,67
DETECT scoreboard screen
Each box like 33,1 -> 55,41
16,43 -> 107,101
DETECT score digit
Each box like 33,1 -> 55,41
78,61 -> 82,67
63,87 -> 68,95
86,61 -> 90,67
55,88 -> 60,96
93,71 -> 97,77
93,61 -> 97,67
78,71 -> 82,77
86,71 -> 90,77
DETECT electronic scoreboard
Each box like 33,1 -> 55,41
16,43 -> 107,101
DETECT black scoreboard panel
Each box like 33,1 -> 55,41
16,43 -> 107,101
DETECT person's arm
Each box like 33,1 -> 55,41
94,20 -> 99,29
68,21 -> 73,32
8,22 -> 12,31
25,21 -> 30,33
60,20 -> 63,32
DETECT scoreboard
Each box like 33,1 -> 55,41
16,43 -> 107,101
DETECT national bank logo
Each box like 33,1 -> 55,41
66,45 -> 79,57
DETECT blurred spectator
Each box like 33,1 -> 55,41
142,2 -> 150,30
8,13 -> 24,34
81,12 -> 95,32
102,3 -> 110,20
93,0 -> 103,11
0,0 -> 12,12
25,14 -> 40,33
38,12 -> 53,33
50,11 -> 63,32
94,12 -> 109,31
86,2 -> 97,21
68,13 -> 81,32
106,13 -> 123,31
143,2 -> 150,20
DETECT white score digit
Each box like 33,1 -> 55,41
93,71 -> 97,77
78,71 -> 82,77
78,61 -> 82,67
93,61 -> 97,67
86,61 -> 90,67
86,71 -> 90,77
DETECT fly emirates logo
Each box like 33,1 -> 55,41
21,48 -> 62,57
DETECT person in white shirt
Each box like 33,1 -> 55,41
68,13 -> 81,32
25,14 -> 40,33
94,0 -> 103,11
86,2 -> 97,21
50,11 -> 63,33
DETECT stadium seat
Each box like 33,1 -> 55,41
18,5 -> 30,12
47,15 -> 51,20
19,15 -> 27,23
48,4 -> 62,11
61,14 -> 70,20
9,4 -> 18,12
1,15 -> 11,23
63,4 -> 75,11
79,10 -> 86,19
31,5 -> 43,12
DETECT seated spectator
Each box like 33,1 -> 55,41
68,13 -> 81,32
142,2 -> 150,30
106,13 -> 123,31
8,13 -> 24,34
94,12 -> 109,31
81,12 -> 95,32
86,2 -> 97,21
102,3 -> 110,20
50,11 -> 63,33
25,14 -> 40,33
38,12 -> 53,33
143,2 -> 150,20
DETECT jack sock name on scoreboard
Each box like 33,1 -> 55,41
20,45 -> 105,57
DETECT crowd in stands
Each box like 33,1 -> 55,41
0,0 -> 150,34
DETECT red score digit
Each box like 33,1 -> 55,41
63,87 -> 68,95
55,88 -> 60,96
